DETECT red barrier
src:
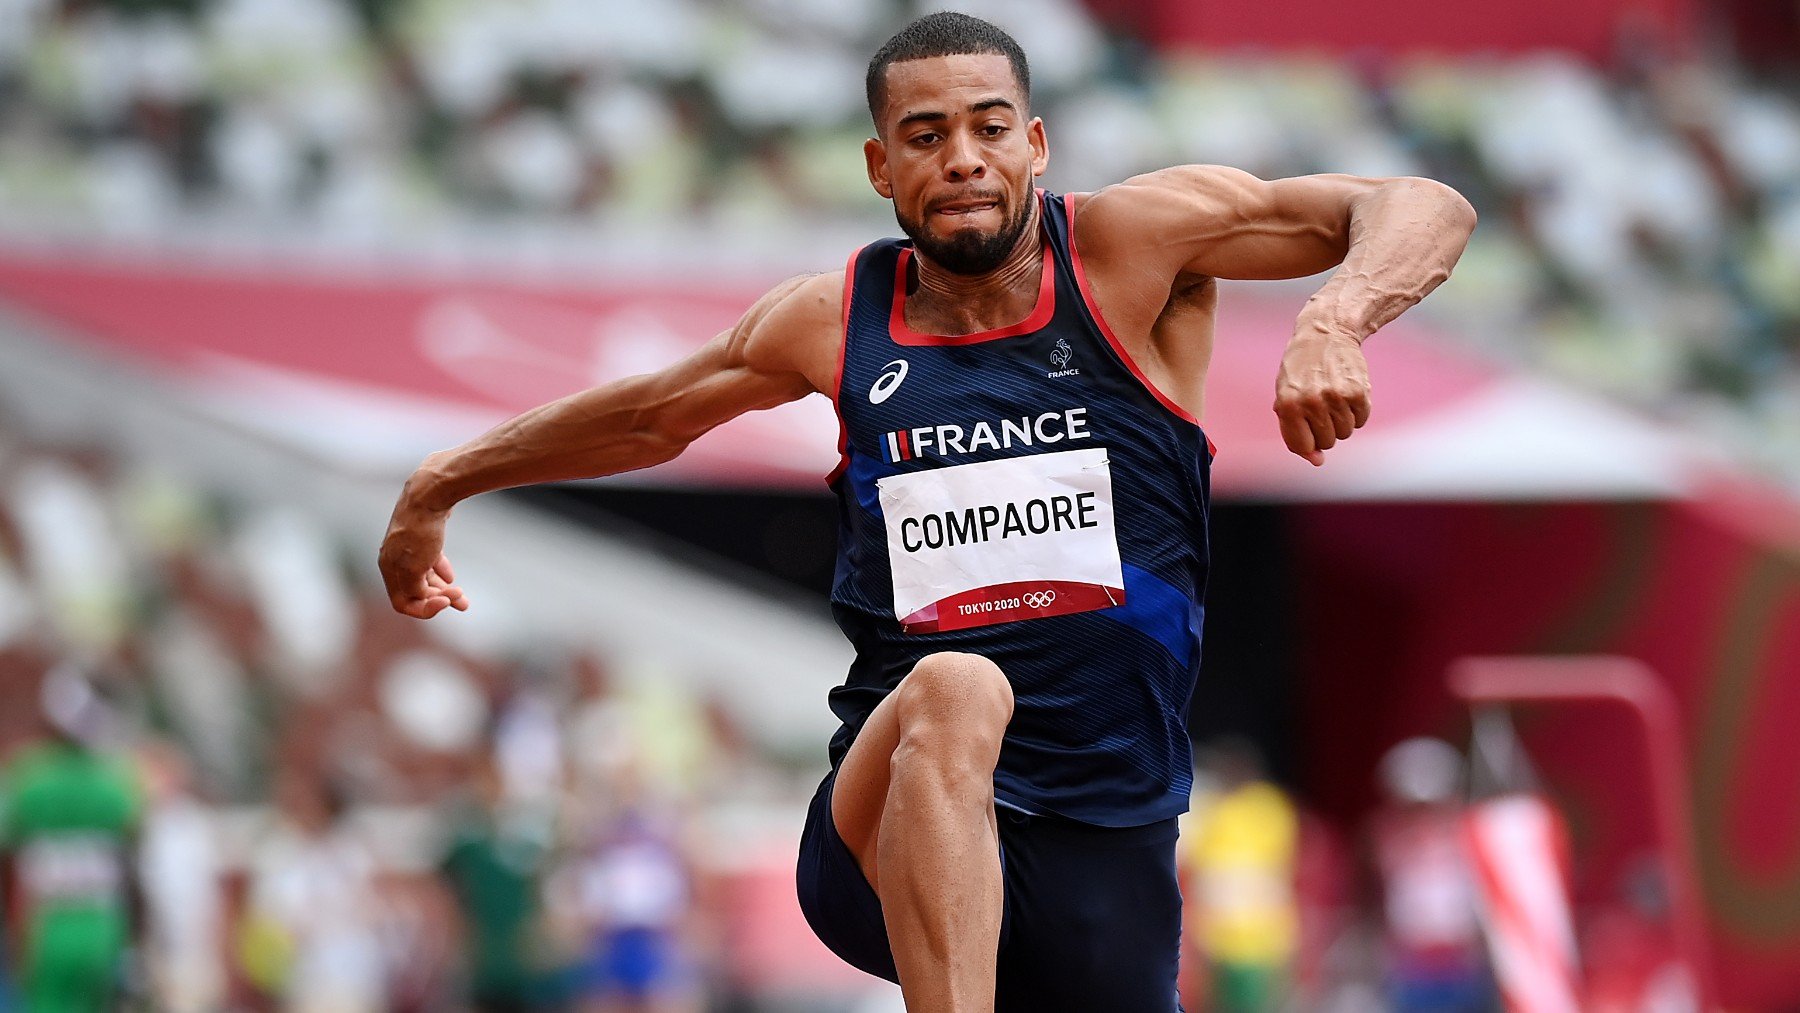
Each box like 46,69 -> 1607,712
1289,495 -> 1800,1005
1450,656 -> 1713,1010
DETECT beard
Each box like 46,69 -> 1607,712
895,191 -> 1035,275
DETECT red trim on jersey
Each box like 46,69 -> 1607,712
888,243 -> 1056,346
825,246 -> 864,487
898,427 -> 912,461
1064,193 -> 1215,457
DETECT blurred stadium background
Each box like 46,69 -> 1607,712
0,0 -> 1798,1009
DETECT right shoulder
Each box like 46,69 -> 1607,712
749,270 -> 845,334
736,270 -> 846,397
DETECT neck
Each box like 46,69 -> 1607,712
910,201 -> 1043,307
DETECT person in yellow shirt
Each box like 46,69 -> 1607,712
1183,741 -> 1299,1012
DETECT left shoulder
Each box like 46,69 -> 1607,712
1065,167 -> 1286,278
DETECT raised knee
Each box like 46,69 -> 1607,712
893,652 -> 1013,753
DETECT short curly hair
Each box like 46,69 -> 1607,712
866,12 -> 1031,128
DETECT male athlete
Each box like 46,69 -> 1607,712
379,13 -> 1476,1011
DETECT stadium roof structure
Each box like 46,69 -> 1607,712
0,247 -> 1718,502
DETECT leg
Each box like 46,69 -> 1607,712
992,816 -> 1183,1012
831,652 -> 1013,1012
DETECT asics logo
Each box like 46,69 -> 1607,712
1022,590 -> 1057,609
869,359 -> 909,404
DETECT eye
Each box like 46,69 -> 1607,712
910,131 -> 941,146
979,124 -> 1007,138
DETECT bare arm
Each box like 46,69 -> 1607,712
378,271 -> 842,618
1081,165 -> 1477,463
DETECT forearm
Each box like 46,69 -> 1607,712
405,374 -> 691,513
396,274 -> 830,517
1294,178 -> 1476,344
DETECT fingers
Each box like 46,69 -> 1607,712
1276,388 -> 1369,467
393,590 -> 465,619
1276,403 -> 1324,467
426,568 -> 470,612
431,555 -> 469,611
1275,332 -> 1372,466
384,563 -> 469,619
1305,403 -> 1350,457
397,596 -> 448,620
1329,400 -> 1356,441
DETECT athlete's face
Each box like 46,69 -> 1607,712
865,53 -> 1048,275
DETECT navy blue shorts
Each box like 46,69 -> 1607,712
795,770 -> 1184,1011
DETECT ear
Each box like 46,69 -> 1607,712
864,137 -> 893,199
1027,117 -> 1049,178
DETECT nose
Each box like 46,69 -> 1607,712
943,132 -> 986,182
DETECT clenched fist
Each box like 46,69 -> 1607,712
378,474 -> 470,619
1273,331 -> 1371,466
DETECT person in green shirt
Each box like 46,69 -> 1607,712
439,755 -> 545,1013
0,667 -> 142,1013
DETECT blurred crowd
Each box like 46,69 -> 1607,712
0,428 -> 810,1011
0,425 -> 1707,1010
3,0 -> 1800,481
1176,737 -> 1697,1013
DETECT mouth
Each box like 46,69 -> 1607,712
934,198 -> 1001,217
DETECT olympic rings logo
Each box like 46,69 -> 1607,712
1022,590 -> 1057,609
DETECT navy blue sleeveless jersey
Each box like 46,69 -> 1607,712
825,191 -> 1213,827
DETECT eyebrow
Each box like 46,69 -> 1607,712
896,98 -> 1018,130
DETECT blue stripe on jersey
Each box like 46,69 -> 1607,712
826,190 -> 1213,828
846,451 -> 892,518
1099,563 -> 1201,671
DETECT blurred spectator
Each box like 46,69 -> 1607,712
1367,737 -> 1492,1013
438,753 -> 549,1012
0,666 -> 144,1013
4,457 -> 133,659
135,741 -> 225,1012
230,506 -> 359,700
556,772 -> 701,1013
379,649 -> 490,757
240,773 -> 385,1012
494,675 -> 567,810
1182,739 -> 1299,1013
372,862 -> 463,1013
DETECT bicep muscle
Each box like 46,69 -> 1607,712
1099,166 -> 1383,282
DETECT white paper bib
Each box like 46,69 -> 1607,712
19,835 -> 124,904
876,447 -> 1126,633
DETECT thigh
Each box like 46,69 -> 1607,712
828,650 -> 1010,893
994,815 -> 1184,1013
